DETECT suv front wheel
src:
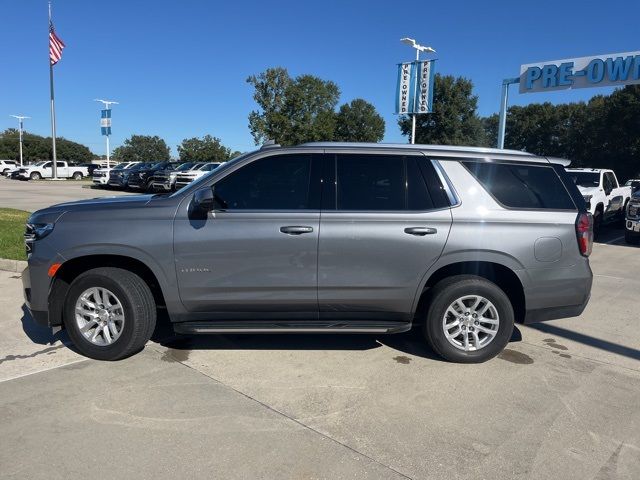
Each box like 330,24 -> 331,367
63,267 -> 156,360
423,275 -> 514,363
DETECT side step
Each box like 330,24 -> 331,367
173,320 -> 412,335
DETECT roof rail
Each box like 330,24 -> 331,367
261,140 -> 280,150
299,142 -> 534,157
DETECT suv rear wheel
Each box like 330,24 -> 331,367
72,171 -> 83,180
423,275 -> 514,363
63,267 -> 156,360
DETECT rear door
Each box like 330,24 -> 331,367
56,161 -> 68,178
317,152 -> 452,321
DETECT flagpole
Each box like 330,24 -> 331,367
49,1 -> 58,180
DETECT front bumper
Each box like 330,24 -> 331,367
626,218 -> 640,234
151,180 -> 172,191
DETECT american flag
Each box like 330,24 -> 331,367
49,23 -> 65,66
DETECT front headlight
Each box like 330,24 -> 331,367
24,223 -> 55,253
629,203 -> 639,217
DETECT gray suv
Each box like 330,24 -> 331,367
22,143 -> 593,363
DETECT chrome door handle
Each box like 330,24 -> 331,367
280,226 -> 314,235
404,227 -> 437,236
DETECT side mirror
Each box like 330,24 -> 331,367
192,187 -> 214,212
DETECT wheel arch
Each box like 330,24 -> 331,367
49,254 -> 167,327
413,261 -> 526,324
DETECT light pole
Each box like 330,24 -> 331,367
10,115 -> 30,167
94,99 -> 118,170
400,38 -> 436,144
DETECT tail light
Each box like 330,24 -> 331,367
575,212 -> 593,257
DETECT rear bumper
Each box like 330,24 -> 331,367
518,259 -> 593,324
523,294 -> 590,324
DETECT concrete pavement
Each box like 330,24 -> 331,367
1,238 -> 639,479
0,177 -> 133,213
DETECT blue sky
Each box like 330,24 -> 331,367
0,0 -> 638,157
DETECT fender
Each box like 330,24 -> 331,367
410,249 -> 526,315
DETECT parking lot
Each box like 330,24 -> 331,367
1,180 -> 639,479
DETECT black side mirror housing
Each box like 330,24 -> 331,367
192,187 -> 214,212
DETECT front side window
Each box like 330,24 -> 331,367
464,161 -> 575,210
214,154 -> 313,210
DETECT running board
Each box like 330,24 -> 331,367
173,320 -> 412,335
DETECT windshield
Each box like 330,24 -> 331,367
113,163 -> 127,169
175,162 -> 195,171
149,162 -> 166,170
568,171 -> 600,188
170,152 -> 253,198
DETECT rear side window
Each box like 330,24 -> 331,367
334,154 -> 451,211
464,161 -> 576,210
337,155 -> 404,210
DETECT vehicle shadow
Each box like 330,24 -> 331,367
20,304 -> 70,346
528,323 -> 640,361
155,323 -> 523,363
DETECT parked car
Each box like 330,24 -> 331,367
624,179 -> 640,194
93,162 -> 139,187
151,162 -> 201,192
77,163 -> 107,176
565,168 -> 631,234
0,160 -> 17,175
127,161 -> 182,191
107,162 -> 150,189
23,143 -> 593,363
625,191 -> 640,244
14,160 -> 89,180
174,162 -> 221,189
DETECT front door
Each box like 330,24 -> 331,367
174,153 -> 322,317
318,153 -> 452,320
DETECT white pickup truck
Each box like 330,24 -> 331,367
15,161 -> 90,181
566,168 -> 632,232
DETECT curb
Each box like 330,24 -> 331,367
0,258 -> 27,273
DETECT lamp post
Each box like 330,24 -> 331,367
10,115 -> 30,167
94,99 -> 118,170
400,37 -> 436,144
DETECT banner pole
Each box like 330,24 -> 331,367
411,48 -> 419,144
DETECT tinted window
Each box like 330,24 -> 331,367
604,172 -> 617,189
407,157 -> 433,210
464,162 -> 575,210
214,155 -> 312,210
337,155 -> 404,210
568,171 -> 600,188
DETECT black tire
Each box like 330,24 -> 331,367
30,171 -> 41,180
72,171 -> 83,180
63,267 -> 156,360
625,230 -> 640,245
422,275 -> 515,363
2,168 -> 8,175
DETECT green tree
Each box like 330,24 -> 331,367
399,74 -> 485,146
482,85 -> 640,180
178,135 -> 233,162
335,99 -> 385,142
0,129 -> 93,163
112,135 -> 170,162
247,67 -> 340,145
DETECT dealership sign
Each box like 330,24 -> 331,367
395,60 -> 435,114
100,109 -> 112,136
520,51 -> 640,94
